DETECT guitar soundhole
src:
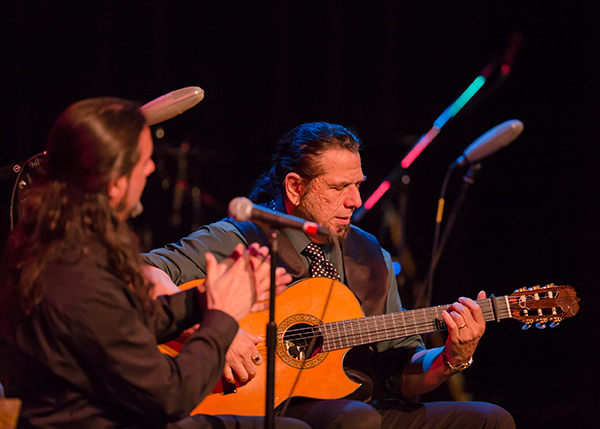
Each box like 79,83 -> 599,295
284,323 -> 323,361
277,314 -> 327,369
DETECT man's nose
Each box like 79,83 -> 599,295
346,186 -> 362,208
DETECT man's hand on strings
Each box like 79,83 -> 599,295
223,328 -> 264,385
441,291 -> 487,367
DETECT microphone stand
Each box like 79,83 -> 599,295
420,163 -> 482,307
265,228 -> 279,429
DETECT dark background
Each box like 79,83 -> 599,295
1,1 -> 597,426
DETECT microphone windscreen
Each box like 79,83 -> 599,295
228,197 -> 253,222
141,87 -> 204,126
464,119 -> 524,163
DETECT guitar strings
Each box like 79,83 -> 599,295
252,306 -> 496,354
259,294 -> 559,353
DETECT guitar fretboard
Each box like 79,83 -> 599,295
319,296 -> 511,352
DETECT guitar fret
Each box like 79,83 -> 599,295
384,314 -> 391,340
500,295 -> 511,319
375,314 -> 383,342
374,315 -> 382,342
328,323 -> 338,351
346,322 -> 353,347
330,322 -> 339,350
342,320 -> 350,348
358,318 -> 366,344
340,322 -> 349,348
420,308 -> 426,333
335,321 -> 343,349
365,316 -> 374,343
434,306 -> 442,331
321,323 -> 331,352
335,322 -> 343,349
380,314 -> 388,340
339,320 -> 350,349
433,306 -> 443,331
327,322 -> 336,350
482,300 -> 495,322
368,316 -> 375,342
341,319 -> 349,349
357,318 -> 364,346
319,294 -> 535,352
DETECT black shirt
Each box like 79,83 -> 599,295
0,239 -> 238,428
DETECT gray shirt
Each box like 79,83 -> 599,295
144,219 -> 425,400
144,220 -> 405,321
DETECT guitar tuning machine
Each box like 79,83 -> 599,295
535,317 -> 549,329
549,318 -> 562,328
515,283 -> 556,293
522,317 -> 563,330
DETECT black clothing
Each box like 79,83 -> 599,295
0,239 -> 238,428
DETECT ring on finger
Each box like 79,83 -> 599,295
458,324 -> 467,329
252,353 -> 262,364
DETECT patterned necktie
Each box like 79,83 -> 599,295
302,242 -> 341,281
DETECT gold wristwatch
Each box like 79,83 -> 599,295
442,348 -> 473,373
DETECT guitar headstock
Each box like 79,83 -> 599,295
508,284 -> 580,330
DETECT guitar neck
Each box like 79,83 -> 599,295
320,296 -> 511,352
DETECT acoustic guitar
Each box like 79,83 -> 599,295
159,278 -> 579,416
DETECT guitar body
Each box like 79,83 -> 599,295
191,278 -> 364,416
159,278 -> 579,417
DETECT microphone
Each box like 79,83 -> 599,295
450,119 -> 524,168
228,197 -> 331,237
141,86 -> 205,126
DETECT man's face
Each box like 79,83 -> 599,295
112,126 -> 156,220
292,148 -> 364,242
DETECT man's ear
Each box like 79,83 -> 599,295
107,175 -> 127,209
284,172 -> 306,207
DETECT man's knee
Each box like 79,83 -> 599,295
462,402 -> 516,429
329,401 -> 382,429
283,398 -> 382,429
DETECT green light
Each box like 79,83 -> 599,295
452,75 -> 486,114
434,75 -> 486,128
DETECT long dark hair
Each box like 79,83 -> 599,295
249,122 -> 361,204
0,97 -> 153,328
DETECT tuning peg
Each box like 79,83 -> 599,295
535,322 -> 546,329
550,320 -> 561,328
522,323 -> 532,331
